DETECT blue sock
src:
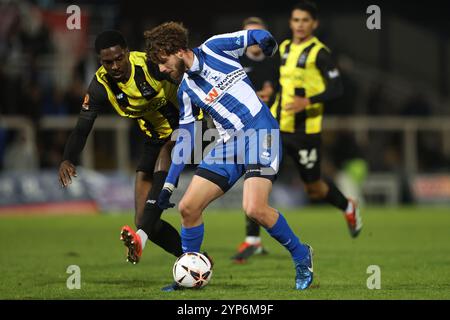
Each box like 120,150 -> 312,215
265,212 -> 308,264
180,224 -> 204,253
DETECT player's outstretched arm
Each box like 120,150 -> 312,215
59,109 -> 97,187
158,121 -> 195,209
59,77 -> 105,187
204,29 -> 277,59
247,29 -> 278,57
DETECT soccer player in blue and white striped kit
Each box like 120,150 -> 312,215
144,22 -> 313,291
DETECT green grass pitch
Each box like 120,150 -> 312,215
1,207 -> 449,299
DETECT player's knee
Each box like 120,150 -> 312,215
178,200 -> 200,222
244,204 -> 266,224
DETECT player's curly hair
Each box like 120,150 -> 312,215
144,22 -> 189,64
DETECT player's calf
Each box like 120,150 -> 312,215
243,204 -> 278,228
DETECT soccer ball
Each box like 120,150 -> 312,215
173,252 -> 213,288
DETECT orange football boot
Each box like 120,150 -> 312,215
120,225 -> 142,264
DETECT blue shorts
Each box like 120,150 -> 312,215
196,107 -> 282,192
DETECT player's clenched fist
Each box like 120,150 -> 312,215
59,160 -> 77,187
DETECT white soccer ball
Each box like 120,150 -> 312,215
173,252 -> 213,288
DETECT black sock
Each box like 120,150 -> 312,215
245,215 -> 261,237
149,220 -> 183,257
324,178 -> 349,212
136,171 -> 182,257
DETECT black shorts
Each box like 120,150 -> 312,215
195,164 -> 277,193
136,140 -> 167,173
281,132 -> 321,183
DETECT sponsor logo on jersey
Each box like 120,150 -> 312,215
205,88 -> 220,104
203,69 -> 247,106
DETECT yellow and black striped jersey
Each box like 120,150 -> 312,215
85,51 -> 201,141
270,37 -> 342,134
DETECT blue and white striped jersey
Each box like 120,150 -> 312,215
161,29 -> 278,188
177,29 -> 278,141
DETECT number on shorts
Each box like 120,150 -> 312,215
298,148 -> 317,169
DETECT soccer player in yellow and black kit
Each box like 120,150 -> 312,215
58,31 -> 201,264
233,2 -> 362,262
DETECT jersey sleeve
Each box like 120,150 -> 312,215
178,89 -> 199,125
164,121 -> 195,187
203,30 -> 248,59
204,29 -> 277,59
163,87 -> 201,186
309,48 -> 344,104
81,76 -> 108,113
62,77 -> 108,163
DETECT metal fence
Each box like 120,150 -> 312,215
2,115 -> 449,205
